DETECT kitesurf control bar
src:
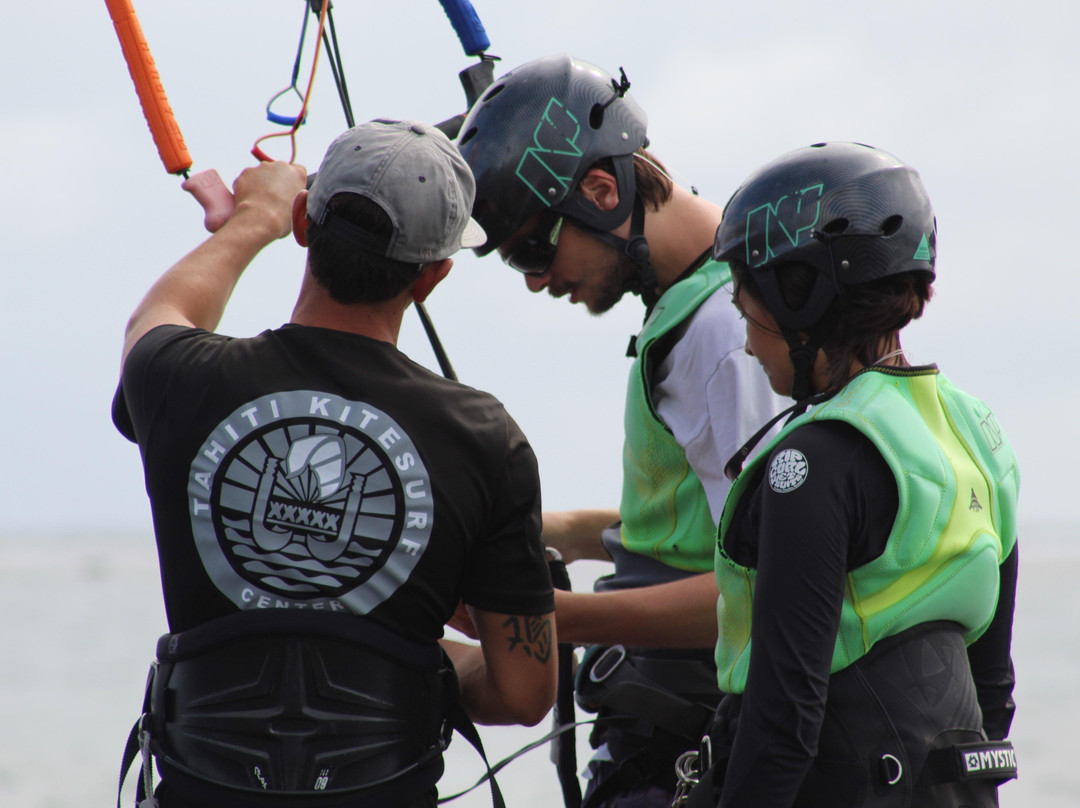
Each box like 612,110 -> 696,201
105,0 -> 234,231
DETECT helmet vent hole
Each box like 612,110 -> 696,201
589,103 -> 606,130
881,215 -> 904,236
482,84 -> 505,103
822,218 -> 849,235
459,126 -> 478,146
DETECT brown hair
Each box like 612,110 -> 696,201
732,261 -> 934,391
591,147 -> 673,211
633,148 -> 674,210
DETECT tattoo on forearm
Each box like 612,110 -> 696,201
502,615 -> 553,664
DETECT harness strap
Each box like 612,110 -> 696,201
577,645 -> 716,742
439,698 -> 506,808
679,761 -> 718,808
580,747 -> 666,808
918,740 -> 1018,787
117,663 -> 158,808
547,552 -> 583,808
575,646 -> 718,807
671,704 -> 734,808
117,716 -> 144,808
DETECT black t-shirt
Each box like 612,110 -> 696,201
113,324 -> 554,641
719,419 -> 1018,807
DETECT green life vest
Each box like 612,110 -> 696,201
619,259 -> 732,572
714,366 -> 1019,694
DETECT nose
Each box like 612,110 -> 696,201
743,337 -> 755,357
524,272 -> 549,293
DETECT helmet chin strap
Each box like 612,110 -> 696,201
783,331 -> 821,403
721,296 -> 847,478
572,195 -> 660,307
779,299 -> 840,401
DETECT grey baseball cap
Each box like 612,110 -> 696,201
308,119 -> 486,263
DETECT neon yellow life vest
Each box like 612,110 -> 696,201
714,367 -> 1019,694
619,259 -> 732,572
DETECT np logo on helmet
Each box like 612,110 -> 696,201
744,184 -> 824,268
516,97 -> 583,206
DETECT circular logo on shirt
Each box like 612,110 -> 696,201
188,391 -> 433,614
768,448 -> 808,493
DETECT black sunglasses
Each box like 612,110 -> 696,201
503,214 -> 564,276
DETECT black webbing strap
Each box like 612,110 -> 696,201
580,747 -> 667,808
547,552 -> 583,808
117,664 -> 156,808
672,736 -> 1020,807
681,767 -> 718,808
440,696 -> 507,808
117,718 -> 145,808
578,646 -> 715,742
723,390 -> 834,481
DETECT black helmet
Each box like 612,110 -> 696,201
457,53 -> 648,255
713,142 -> 936,332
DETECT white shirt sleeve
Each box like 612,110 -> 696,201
652,282 -> 788,524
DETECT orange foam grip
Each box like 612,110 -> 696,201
105,0 -> 192,175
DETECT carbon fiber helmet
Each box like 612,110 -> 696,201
713,142 -> 936,332
456,53 -> 648,255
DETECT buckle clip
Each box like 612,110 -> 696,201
672,733 -> 713,807
880,753 -> 904,786
588,645 -> 627,684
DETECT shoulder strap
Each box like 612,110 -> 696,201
439,692 -> 507,808
116,665 -> 157,808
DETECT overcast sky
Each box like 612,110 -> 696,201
2,0 -> 1076,545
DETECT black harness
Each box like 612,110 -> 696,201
673,622 -> 1018,808
574,643 -> 720,808
117,610 -> 504,808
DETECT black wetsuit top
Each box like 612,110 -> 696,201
719,420 -> 1018,806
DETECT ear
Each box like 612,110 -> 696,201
292,190 -> 310,247
578,168 -> 621,213
411,258 -> 453,304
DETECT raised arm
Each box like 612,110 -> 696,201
121,160 -> 307,367
441,607 -> 558,726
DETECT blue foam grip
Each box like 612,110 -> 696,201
438,0 -> 490,56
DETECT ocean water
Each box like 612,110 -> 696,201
0,526 -> 1075,807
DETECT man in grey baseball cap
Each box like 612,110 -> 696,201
286,118 -> 488,310
308,119 -> 485,263
112,120 -> 557,807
